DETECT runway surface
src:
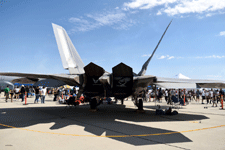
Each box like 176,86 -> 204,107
0,94 -> 225,150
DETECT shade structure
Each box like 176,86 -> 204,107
33,79 -> 66,87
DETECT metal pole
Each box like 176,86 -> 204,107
221,95 -> 224,110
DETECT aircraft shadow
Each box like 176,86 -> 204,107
0,104 -> 209,146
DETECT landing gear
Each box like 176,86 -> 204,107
89,98 -> 98,112
136,98 -> 145,113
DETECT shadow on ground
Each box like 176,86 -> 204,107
0,104 -> 209,146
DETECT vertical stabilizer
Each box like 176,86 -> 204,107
52,23 -> 85,74
138,20 -> 172,76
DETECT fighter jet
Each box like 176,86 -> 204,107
0,21 -> 224,104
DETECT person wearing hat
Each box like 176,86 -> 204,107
20,85 -> 26,102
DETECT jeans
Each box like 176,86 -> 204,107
21,94 -> 25,102
41,95 -> 45,103
35,94 -> 39,103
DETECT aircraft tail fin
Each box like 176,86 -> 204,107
138,20 -> 172,76
52,23 -> 85,74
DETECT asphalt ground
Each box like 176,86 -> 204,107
0,93 -> 225,150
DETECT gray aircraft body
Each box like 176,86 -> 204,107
0,76 -> 17,91
0,21 -> 224,103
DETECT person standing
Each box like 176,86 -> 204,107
196,89 -> 200,102
4,86 -> 10,102
158,88 -> 163,103
53,88 -> 58,101
201,89 -> 205,104
210,89 -> 213,104
165,89 -> 168,103
41,87 -> 47,104
219,88 -> 224,103
206,90 -> 209,104
14,86 -> 20,100
20,85 -> 26,102
212,89 -> 217,107
34,86 -> 40,103
25,86 -> 29,98
167,89 -> 172,105
216,90 -> 220,104
10,89 -> 14,102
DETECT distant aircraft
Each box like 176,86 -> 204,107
0,76 -> 17,91
0,81 -> 14,91
0,21 -> 224,105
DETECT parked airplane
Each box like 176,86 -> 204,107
0,76 -> 17,91
0,21 -> 224,104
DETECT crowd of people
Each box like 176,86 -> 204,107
142,88 -> 225,106
1,85 -> 224,107
1,85 -> 77,104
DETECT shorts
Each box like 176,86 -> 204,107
202,96 -> 205,100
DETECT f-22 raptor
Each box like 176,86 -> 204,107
1,20 -> 224,106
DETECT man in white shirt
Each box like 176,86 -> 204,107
41,87 -> 47,104
165,89 -> 168,103
15,86 -> 20,100
209,89 -> 213,104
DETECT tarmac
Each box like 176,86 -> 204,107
0,94 -> 225,150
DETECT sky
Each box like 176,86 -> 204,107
0,0 -> 225,81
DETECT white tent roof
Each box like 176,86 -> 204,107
175,73 -> 190,79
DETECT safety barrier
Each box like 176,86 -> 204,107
220,95 -> 224,110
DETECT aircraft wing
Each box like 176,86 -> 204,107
0,72 -> 80,86
133,75 -> 156,88
155,77 -> 225,89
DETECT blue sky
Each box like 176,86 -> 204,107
0,0 -> 225,80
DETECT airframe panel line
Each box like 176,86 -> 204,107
0,123 -> 224,138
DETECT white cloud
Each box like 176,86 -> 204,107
69,11 -> 136,32
158,55 -> 175,59
206,13 -> 213,17
123,0 -> 225,17
219,31 -> 225,36
158,55 -> 166,59
196,55 -> 225,59
156,11 -> 162,15
168,56 -> 175,60
115,7 -> 119,9
69,18 -> 89,24
124,0 -> 177,10
87,13 -> 126,26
